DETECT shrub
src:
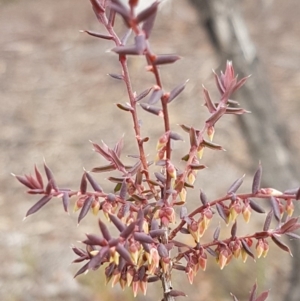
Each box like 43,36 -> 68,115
13,1 -> 300,300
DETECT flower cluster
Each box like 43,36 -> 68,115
14,1 -> 300,300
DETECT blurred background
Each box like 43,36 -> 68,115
1,0 -> 300,300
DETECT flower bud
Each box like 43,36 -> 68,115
207,125 -> 215,141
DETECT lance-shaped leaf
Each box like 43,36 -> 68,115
263,210 -> 273,231
25,195 -> 52,218
232,75 -> 250,94
206,247 -> 217,257
90,0 -> 105,14
200,190 -> 208,206
157,243 -> 168,258
91,141 -> 112,161
279,217 -> 299,233
231,221 -> 237,238
134,232 -> 155,244
62,192 -> 69,213
248,199 -> 265,214
227,174 -> 245,194
98,219 -> 112,241
92,164 -> 116,173
109,150 -> 126,172
108,73 -> 124,80
216,203 -> 227,222
34,165 -> 44,189
148,87 -> 163,105
88,246 -> 109,270
135,87 -> 152,102
168,80 -> 189,103
213,69 -> 225,94
213,225 -> 221,241
270,196 -> 281,222
116,244 -> 134,265
13,174 -> 35,189
78,196 -> 93,224
241,239 -> 255,260
170,131 -> 183,141
225,107 -> 250,114
120,220 -> 138,239
189,127 -> 198,148
169,290 -> 187,297
202,85 -> 216,113
109,1 -> 130,26
80,173 -> 88,194
116,103 -> 133,111
112,35 -> 146,55
296,188 -> 300,200
153,54 -> 181,65
201,139 -> 225,151
140,103 -> 163,117
285,232 -> 300,240
190,163 -> 206,170
255,291 -> 269,301
81,30 -> 113,40
152,172 -> 165,183
136,1 -> 159,24
252,164 -> 262,194
249,282 -> 258,301
74,262 -> 89,278
85,172 -> 103,192
271,235 -> 292,256
109,213 -> 125,232
142,4 -> 157,38
84,234 -> 107,246
205,105 -> 227,126
179,124 -> 191,133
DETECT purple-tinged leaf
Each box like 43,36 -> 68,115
169,290 -> 187,297
271,235 -> 292,256
200,190 -> 208,206
241,239 -> 255,260
89,0 -> 105,14
263,210 -> 273,231
142,242 -> 150,253
119,180 -> 127,200
84,234 -> 107,246
120,220 -> 137,239
157,243 -> 168,258
109,214 -> 125,232
180,228 -> 190,234
255,290 -> 269,301
249,282 -> 257,301
91,141 -> 112,161
108,238 -> 119,247
232,75 -> 250,94
134,232 -> 155,244
252,164 -> 262,194
231,221 -> 237,238
114,135 -> 124,157
72,246 -> 86,257
116,244 -> 134,265
88,247 -> 109,270
109,150 -> 125,171
45,180 -> 52,195
62,192 -> 69,213
34,165 -> 44,189
25,195 -> 52,217
109,2 -> 130,26
280,217 -> 299,233
78,196 -> 93,224
44,162 -> 55,182
154,172 -> 166,184
213,225 -> 220,241
249,199 -> 265,214
284,188 -> 299,195
149,229 -> 166,238
285,232 -> 300,240
227,174 -> 245,194
27,189 -> 44,194
98,219 -> 112,241
142,6 -> 157,38
13,174 -> 35,189
179,124 -> 191,133
170,131 -> 183,141
127,160 -> 142,176
168,80 -> 189,103
189,127 -> 198,148
85,172 -> 103,192
92,164 -> 116,173
140,103 -> 163,117
153,54 -> 181,65
80,173 -> 87,194
108,73 -> 124,80
135,87 -> 152,102
205,105 -> 227,126
270,197 -> 281,222
206,247 -> 217,257
173,264 -> 186,271
296,188 -> 300,200
81,30 -> 113,40
203,85 -> 216,113
213,69 -> 225,94
225,107 -> 250,114
216,203 -> 227,222
107,176 -> 125,183
74,262 -> 89,278
147,276 -> 159,283
147,87 -> 163,105
136,1 -> 159,24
